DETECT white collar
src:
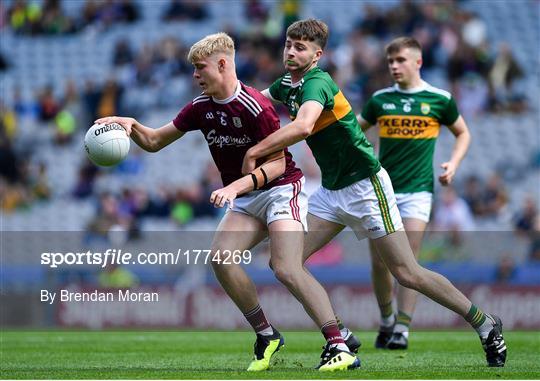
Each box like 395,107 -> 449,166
393,80 -> 429,94
212,81 -> 241,104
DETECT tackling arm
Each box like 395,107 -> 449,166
242,101 -> 323,174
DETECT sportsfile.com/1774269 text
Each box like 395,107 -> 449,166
40,249 -> 252,268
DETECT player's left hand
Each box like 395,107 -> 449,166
242,150 -> 257,175
439,161 -> 457,186
210,186 -> 237,209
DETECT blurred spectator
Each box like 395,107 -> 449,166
482,173 -> 509,219
245,0 -> 269,23
461,11 -> 487,48
82,80 -> 101,122
0,129 -> 20,183
38,86 -> 60,122
62,80 -> 84,126
462,175 -> 485,217
97,79 -> 123,118
8,0 -> 76,35
433,186 -> 475,231
140,186 -> 173,218
529,216 -> 540,261
29,162 -> 51,200
81,0 -> 101,26
0,51 -> 9,71
40,0 -> 75,34
117,0 -> 139,23
488,43 -> 526,113
494,254 -> 517,283
82,0 -> 139,30
0,102 -> 17,140
113,38 -> 135,66
514,196 -> 538,237
8,0 -> 42,34
163,0 -> 208,22
53,109 -> 76,145
86,192 -> 121,241
72,160 -> 100,199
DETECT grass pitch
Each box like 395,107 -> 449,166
1,330 -> 539,379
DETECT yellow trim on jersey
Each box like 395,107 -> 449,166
312,90 -> 352,134
378,115 -> 440,139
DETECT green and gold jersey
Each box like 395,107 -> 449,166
269,67 -> 380,190
361,81 -> 460,194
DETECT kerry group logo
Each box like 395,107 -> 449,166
378,115 -> 440,139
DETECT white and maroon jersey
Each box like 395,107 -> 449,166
173,81 -> 303,189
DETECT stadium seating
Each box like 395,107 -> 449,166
1,0 -> 538,289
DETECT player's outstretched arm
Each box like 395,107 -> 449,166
94,117 -> 184,152
241,101 -> 323,174
210,151 -> 286,208
439,115 -> 471,185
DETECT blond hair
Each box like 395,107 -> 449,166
187,32 -> 235,63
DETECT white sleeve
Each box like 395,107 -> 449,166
261,88 -> 278,104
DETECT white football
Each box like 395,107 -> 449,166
84,123 -> 130,166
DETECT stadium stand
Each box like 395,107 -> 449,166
1,0 -> 539,295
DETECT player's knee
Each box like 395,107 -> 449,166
272,264 -> 299,288
393,265 -> 421,290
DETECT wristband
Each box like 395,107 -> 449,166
251,173 -> 258,190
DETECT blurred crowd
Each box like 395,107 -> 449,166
3,0 -> 139,35
1,0 -> 538,272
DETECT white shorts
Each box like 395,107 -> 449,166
230,177 -> 308,231
395,191 -> 433,223
309,168 -> 403,240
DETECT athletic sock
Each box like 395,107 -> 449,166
379,301 -> 395,330
321,320 -> 347,350
244,304 -> 273,336
465,304 -> 492,339
335,315 -> 352,339
335,315 -> 345,330
394,310 -> 412,337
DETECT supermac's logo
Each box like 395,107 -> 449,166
378,115 -> 440,139
206,129 -> 252,148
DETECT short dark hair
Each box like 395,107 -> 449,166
385,37 -> 422,55
286,19 -> 329,49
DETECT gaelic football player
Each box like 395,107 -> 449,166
95,32 -> 359,372
243,19 -> 506,367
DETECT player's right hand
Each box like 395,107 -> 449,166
210,185 -> 237,209
94,116 -> 136,136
